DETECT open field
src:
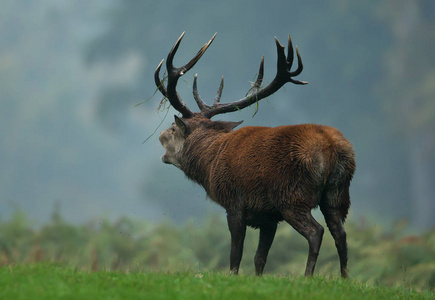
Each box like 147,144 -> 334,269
0,264 -> 433,300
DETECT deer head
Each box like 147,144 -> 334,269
156,32 -> 306,168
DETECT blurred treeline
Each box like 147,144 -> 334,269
1,209 -> 434,290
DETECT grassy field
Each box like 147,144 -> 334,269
0,264 -> 433,300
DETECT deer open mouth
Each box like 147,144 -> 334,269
161,154 -> 171,164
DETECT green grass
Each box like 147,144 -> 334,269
0,264 -> 433,300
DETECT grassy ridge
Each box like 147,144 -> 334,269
0,264 -> 433,300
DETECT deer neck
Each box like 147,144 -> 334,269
180,130 -> 227,192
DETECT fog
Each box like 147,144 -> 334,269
1,1 -> 434,229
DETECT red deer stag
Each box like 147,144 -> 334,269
155,32 -> 355,277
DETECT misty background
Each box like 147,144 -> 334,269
1,1 -> 434,230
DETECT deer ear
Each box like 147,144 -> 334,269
215,120 -> 243,132
227,120 -> 243,129
174,115 -> 188,136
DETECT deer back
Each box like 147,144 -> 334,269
176,117 -> 354,213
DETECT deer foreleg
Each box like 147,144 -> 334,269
254,223 -> 277,276
226,212 -> 246,275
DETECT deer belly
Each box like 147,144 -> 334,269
244,210 -> 283,228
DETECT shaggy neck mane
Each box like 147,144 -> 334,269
180,127 -> 229,193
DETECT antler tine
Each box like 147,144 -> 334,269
192,74 -> 208,111
254,56 -> 264,89
154,59 -> 167,97
289,46 -> 304,77
274,37 -> 287,76
166,32 -> 186,73
213,76 -> 224,105
286,34 -> 294,69
182,33 -> 216,74
245,56 -> 264,97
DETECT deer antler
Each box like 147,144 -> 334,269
155,33 -> 306,119
154,32 -> 216,118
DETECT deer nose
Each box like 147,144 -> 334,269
158,132 -> 165,144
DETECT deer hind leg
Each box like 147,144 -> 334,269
254,222 -> 277,276
281,205 -> 324,276
226,212 -> 247,275
321,184 -> 351,278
